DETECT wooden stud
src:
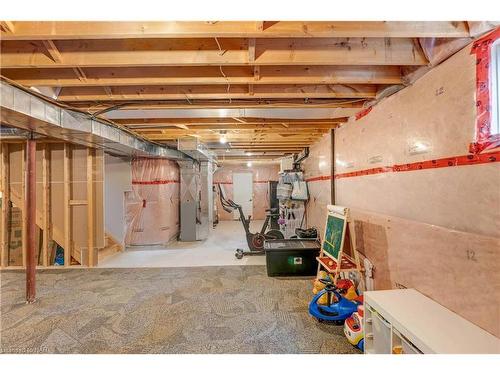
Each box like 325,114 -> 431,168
86,148 -> 95,267
63,143 -> 71,266
41,144 -> 50,266
1,143 -> 10,267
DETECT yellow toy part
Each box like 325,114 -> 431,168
343,286 -> 359,301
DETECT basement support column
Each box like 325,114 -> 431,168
330,129 -> 336,205
26,134 -> 36,303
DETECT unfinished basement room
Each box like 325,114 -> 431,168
0,2 -> 499,371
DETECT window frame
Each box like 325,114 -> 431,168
469,27 -> 500,154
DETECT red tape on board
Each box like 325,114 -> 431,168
305,151 -> 500,181
132,180 -> 179,185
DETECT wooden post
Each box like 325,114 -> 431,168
86,148 -> 95,266
42,144 -> 50,266
26,136 -> 36,303
1,143 -> 10,267
63,144 -> 71,266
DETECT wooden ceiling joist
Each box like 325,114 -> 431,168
0,65 -> 403,87
113,117 -> 346,126
55,84 -> 377,102
142,130 -> 330,138
66,99 -> 366,111
0,21 -> 470,40
0,20 -> 474,158
130,124 -> 340,132
0,38 -> 427,68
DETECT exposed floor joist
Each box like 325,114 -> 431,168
55,84 -> 378,102
0,38 -> 427,68
0,66 -> 404,87
0,20 -> 476,158
0,21 -> 470,40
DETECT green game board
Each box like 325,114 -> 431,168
322,214 -> 346,260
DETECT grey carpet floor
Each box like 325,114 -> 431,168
0,266 -> 359,354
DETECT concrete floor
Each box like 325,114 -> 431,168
0,266 -> 359,354
99,220 -> 267,268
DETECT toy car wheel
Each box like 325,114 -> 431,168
235,250 -> 244,259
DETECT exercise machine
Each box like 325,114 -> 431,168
217,184 -> 284,259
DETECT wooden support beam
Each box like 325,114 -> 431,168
21,143 -> 26,267
42,40 -> 63,63
67,99 -> 365,111
26,136 -> 36,303
41,144 -> 50,267
63,143 -> 71,266
146,128 -> 331,136
87,148 -> 95,267
0,66 -> 403,87
1,143 -> 10,268
135,125 -> 341,133
115,117 -> 345,126
0,21 -> 470,40
55,84 -> 377,102
1,38 -> 428,68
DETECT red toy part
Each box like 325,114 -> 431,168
345,312 -> 362,332
357,305 -> 364,317
336,279 -> 354,292
354,295 -> 364,304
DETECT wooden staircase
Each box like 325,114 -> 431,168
9,188 -> 84,264
9,188 -> 118,266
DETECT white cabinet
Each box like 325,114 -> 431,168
364,289 -> 500,354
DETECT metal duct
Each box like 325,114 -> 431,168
0,80 -> 190,160
178,136 -> 216,162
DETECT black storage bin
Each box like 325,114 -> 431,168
264,239 -> 321,277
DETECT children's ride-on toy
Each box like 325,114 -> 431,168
344,305 -> 365,351
309,278 -> 360,324
217,184 -> 284,259
312,275 -> 359,305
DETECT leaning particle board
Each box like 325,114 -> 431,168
364,289 -> 500,354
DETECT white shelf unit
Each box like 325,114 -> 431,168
364,289 -> 500,354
